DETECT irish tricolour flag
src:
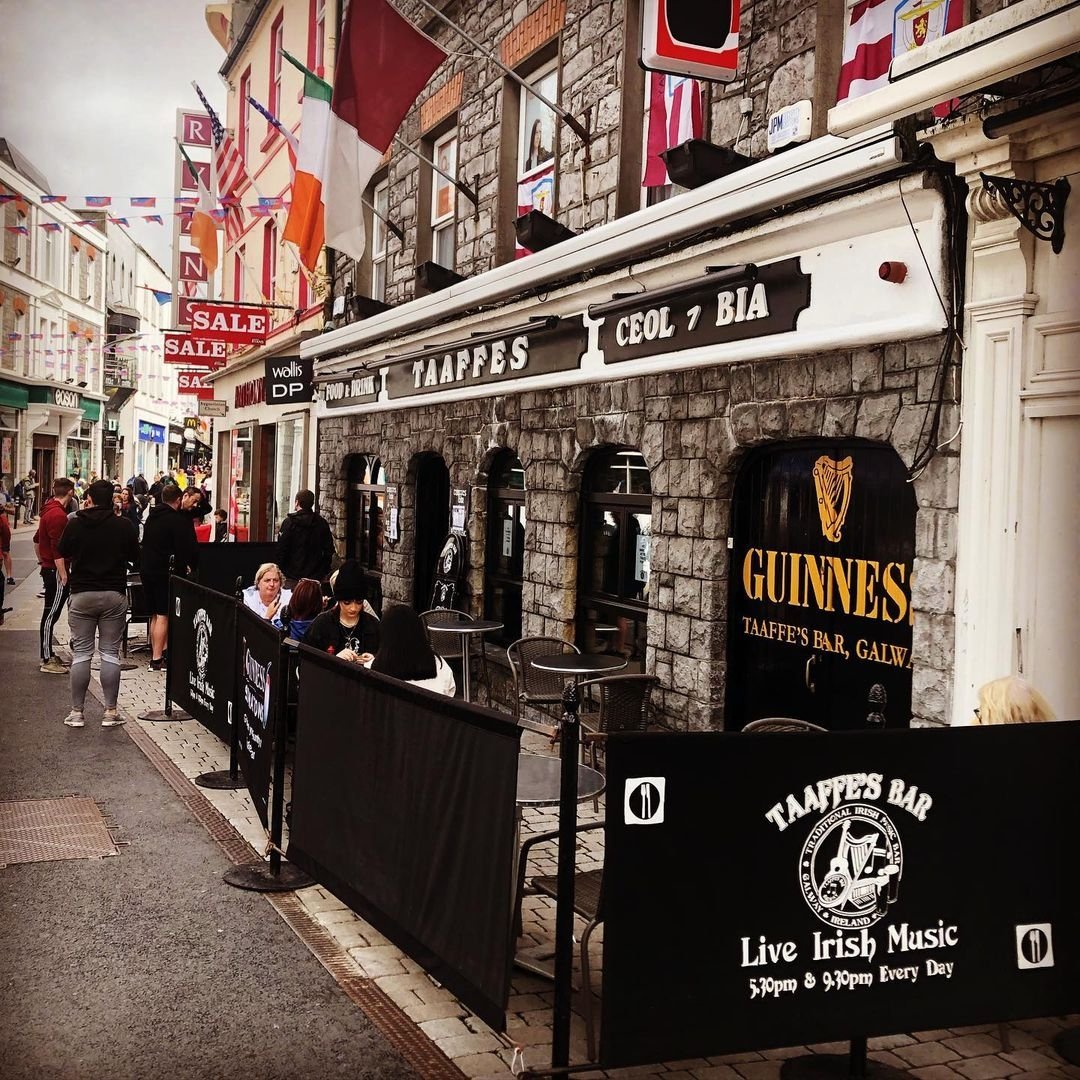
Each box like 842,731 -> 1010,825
283,0 -> 445,268
281,55 -> 332,271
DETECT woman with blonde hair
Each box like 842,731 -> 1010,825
242,562 -> 292,629
973,676 -> 1056,725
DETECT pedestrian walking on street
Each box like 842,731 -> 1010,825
276,489 -> 334,586
22,468 -> 39,522
141,483 -> 199,671
55,479 -> 140,727
35,476 -> 76,674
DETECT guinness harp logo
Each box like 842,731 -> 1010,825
813,456 -> 853,542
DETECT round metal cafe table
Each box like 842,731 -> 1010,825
422,616 -> 503,703
529,652 -> 628,679
516,753 -> 605,807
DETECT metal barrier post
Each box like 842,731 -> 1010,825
222,634 -> 312,892
551,679 -> 581,1070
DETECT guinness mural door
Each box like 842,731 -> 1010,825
726,440 -> 916,730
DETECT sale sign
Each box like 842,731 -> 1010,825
177,370 -> 215,399
164,333 -> 227,366
188,303 -> 270,346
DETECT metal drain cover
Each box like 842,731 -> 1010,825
0,796 -> 118,867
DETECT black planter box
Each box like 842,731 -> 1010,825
660,139 -> 753,189
514,209 -> 576,252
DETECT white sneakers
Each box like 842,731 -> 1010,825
63,709 -> 125,727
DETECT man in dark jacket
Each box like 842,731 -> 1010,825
140,483 -> 199,670
55,480 -> 140,727
277,489 -> 334,585
35,477 -> 76,673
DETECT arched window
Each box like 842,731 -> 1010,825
577,448 -> 651,665
346,454 -> 386,613
484,450 -> 525,645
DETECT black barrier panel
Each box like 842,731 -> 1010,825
168,575 -> 237,744
236,605 -> 283,830
194,542 -> 280,596
287,646 -> 521,1031
600,723 -> 1080,1067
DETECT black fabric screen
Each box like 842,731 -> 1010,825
168,575 -> 236,745
600,723 -> 1080,1067
235,605 -> 282,829
194,542 -> 280,596
287,646 -> 522,1031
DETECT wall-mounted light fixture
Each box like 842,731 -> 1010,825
587,264 -> 758,319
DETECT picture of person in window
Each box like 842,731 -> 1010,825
524,118 -> 553,172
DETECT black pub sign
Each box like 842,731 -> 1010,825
595,257 -> 810,364
599,724 -> 1080,1067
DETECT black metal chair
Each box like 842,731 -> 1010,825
506,635 -> 580,729
578,674 -> 659,808
513,823 -> 606,1061
420,608 -> 490,702
742,716 -> 828,733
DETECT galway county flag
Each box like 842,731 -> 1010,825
145,214 -> 164,224
515,163 -> 555,259
130,196 -> 157,207
837,0 -> 964,103
41,195 -> 67,203
84,196 -> 112,207
643,73 -> 703,188
281,53 -> 333,270
323,0 -> 446,262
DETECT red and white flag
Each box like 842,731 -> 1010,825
643,73 -> 703,188
515,162 -> 555,259
323,0 -> 446,262
837,0 -> 964,106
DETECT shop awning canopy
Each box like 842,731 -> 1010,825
0,380 -> 29,410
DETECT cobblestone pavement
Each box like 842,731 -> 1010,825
7,548 -> 1072,1079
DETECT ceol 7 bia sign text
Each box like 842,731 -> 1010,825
189,303 -> 271,346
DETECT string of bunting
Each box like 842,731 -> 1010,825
3,198 -> 291,232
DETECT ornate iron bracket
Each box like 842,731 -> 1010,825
979,173 -> 1070,254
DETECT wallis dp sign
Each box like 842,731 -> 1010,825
189,303 -> 271,346
164,333 -> 227,367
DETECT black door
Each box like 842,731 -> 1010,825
413,453 -> 450,610
726,440 -> 916,730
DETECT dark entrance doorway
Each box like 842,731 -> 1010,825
412,453 -> 450,610
32,435 -> 56,493
726,440 -> 916,731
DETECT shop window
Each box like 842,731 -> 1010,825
262,219 -> 277,301
229,426 -> 254,539
484,451 -> 526,647
233,248 -> 244,302
577,448 -> 652,666
272,417 -> 305,537
514,63 -> 558,256
430,128 -> 457,269
268,12 -> 285,125
239,68 -> 252,162
346,454 -> 387,613
371,180 -> 389,302
308,0 -> 326,77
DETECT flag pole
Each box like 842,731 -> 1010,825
390,135 -> 478,209
409,0 -> 591,146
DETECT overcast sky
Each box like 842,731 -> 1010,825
0,0 -> 226,271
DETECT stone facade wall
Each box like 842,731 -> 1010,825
318,333 -> 959,731
331,0 -> 838,306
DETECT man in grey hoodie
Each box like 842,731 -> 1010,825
55,479 -> 140,728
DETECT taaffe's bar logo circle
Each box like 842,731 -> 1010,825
800,804 -> 902,928
193,607 -> 212,680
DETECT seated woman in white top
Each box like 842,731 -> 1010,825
368,604 -> 456,697
242,562 -> 292,630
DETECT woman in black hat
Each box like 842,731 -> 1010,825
304,559 -> 380,662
